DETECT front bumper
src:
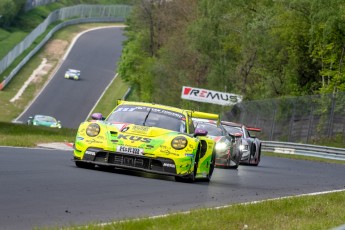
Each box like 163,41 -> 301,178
74,148 -> 191,177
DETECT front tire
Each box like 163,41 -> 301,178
253,146 -> 261,166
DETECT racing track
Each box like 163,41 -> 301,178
16,26 -> 126,129
0,147 -> 345,229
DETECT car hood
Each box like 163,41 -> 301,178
106,122 -> 179,137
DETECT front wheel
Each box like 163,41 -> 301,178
252,146 -> 261,166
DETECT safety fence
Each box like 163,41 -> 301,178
0,4 -> 132,90
25,0 -> 58,11
225,92 -> 345,144
262,141 -> 345,161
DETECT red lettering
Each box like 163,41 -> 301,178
183,87 -> 192,95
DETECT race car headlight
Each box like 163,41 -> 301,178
86,123 -> 100,137
239,144 -> 249,152
171,136 -> 188,150
215,141 -> 228,154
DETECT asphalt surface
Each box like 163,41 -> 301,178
1,147 -> 345,229
16,27 -> 125,129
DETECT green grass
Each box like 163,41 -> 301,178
90,74 -> 130,116
46,190 -> 345,230
0,122 -> 76,147
263,152 -> 345,165
0,0 -> 132,60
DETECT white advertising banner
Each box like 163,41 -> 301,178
181,86 -> 242,106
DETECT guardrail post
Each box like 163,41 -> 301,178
306,98 -> 315,144
328,93 -> 336,138
269,101 -> 277,141
288,100 -> 295,142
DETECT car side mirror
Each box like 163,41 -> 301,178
194,128 -> 208,137
91,113 -> 104,120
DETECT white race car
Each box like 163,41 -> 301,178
64,69 -> 80,80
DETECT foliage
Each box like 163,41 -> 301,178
119,0 -> 345,110
0,0 -> 25,28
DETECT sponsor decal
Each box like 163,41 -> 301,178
117,146 -> 143,155
76,136 -> 84,140
160,149 -> 179,156
117,134 -> 151,143
181,86 -> 242,106
121,127 -> 130,132
185,154 -> 194,157
132,125 -> 150,133
85,139 -> 102,144
163,163 -> 176,168
85,150 -> 96,156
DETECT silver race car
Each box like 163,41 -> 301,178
221,121 -> 262,166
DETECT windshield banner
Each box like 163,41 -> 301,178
181,86 -> 242,106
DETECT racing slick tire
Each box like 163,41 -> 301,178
203,152 -> 216,182
252,145 -> 261,166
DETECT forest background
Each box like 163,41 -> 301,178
118,0 -> 345,114
1,0 -> 345,117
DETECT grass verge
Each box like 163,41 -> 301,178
263,152 -> 345,165
0,122 -> 76,147
50,190 -> 345,230
90,74 -> 130,116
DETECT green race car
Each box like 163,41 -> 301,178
27,114 -> 62,128
73,100 -> 216,182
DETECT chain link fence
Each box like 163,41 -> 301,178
0,4 -> 131,90
224,92 -> 345,144
25,0 -> 58,11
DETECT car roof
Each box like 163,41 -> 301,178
67,69 -> 80,72
34,114 -> 56,119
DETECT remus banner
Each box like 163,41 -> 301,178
181,86 -> 242,106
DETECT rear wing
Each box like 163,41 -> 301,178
246,127 -> 261,132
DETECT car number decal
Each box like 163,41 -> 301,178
117,146 -> 144,155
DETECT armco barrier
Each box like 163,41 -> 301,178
0,4 -> 131,90
262,141 -> 345,161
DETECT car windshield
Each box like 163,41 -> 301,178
223,125 -> 242,134
195,122 -> 223,136
106,105 -> 187,133
36,115 -> 56,123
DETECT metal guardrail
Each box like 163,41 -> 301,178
262,141 -> 345,161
